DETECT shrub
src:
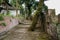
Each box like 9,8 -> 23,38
6,11 -> 11,16
0,15 -> 4,21
0,23 -> 6,26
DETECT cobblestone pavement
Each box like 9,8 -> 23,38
1,20 -> 49,40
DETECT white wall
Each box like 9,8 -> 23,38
1,10 -> 20,16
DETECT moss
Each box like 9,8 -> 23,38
38,33 -> 50,40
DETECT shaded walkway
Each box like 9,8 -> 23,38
1,20 -> 50,40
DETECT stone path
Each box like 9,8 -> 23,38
1,20 -> 50,40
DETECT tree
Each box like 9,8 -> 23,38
11,0 -> 19,17
10,0 -> 39,18
28,0 -> 47,32
16,0 -> 18,17
25,0 -> 39,19
10,0 -> 16,7
0,0 -> 3,5
15,0 -> 39,19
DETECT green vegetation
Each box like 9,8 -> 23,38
0,22 -> 6,26
0,0 -> 3,4
6,11 -> 11,16
28,0 -> 47,32
38,35 -> 49,40
0,0 -> 58,40
0,14 -> 4,21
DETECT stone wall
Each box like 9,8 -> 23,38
0,17 -> 18,39
47,23 -> 58,40
57,14 -> 60,40
58,14 -> 60,23
46,9 -> 58,40
48,9 -> 56,23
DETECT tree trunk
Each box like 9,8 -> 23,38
16,0 -> 18,17
6,4 -> 9,15
28,11 -> 40,31
28,0 -> 44,31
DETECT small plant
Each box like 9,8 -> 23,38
6,11 -> 11,16
0,15 -> 4,21
0,23 -> 6,26
11,15 -> 15,18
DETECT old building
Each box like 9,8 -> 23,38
48,9 -> 58,23
58,14 -> 60,23
46,9 -> 58,40
0,1 -> 20,16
